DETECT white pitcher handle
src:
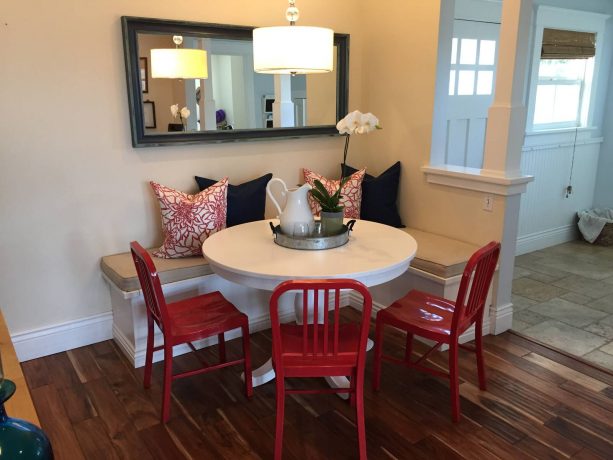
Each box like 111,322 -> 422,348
266,178 -> 287,217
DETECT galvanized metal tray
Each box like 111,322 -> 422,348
269,220 -> 356,250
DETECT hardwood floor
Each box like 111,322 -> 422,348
22,308 -> 613,459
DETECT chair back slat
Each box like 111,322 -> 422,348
452,241 -> 501,335
130,242 -> 170,331
270,279 -> 372,367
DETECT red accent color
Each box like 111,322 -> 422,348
303,168 -> 365,218
270,279 -> 372,460
130,241 -> 253,423
150,179 -> 228,258
373,241 -> 501,422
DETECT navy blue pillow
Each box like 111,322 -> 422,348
341,162 -> 404,228
195,173 -> 273,227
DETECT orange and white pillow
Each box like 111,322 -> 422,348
150,179 -> 228,258
303,167 -> 366,218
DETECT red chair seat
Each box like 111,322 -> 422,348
168,292 -> 248,342
278,323 -> 360,376
378,290 -> 455,342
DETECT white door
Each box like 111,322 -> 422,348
446,20 -> 499,168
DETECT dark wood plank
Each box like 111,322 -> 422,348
21,357 -> 51,389
30,384 -> 86,460
73,417 -> 121,460
545,417 -> 613,459
84,378 -> 154,459
66,346 -> 103,383
138,423 -> 188,460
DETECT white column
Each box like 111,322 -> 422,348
272,75 -> 295,128
201,39 -> 217,131
482,0 -> 534,334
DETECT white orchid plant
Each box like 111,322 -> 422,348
310,110 -> 382,213
170,104 -> 191,130
336,110 -> 382,173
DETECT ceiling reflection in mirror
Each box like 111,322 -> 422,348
122,18 -> 349,147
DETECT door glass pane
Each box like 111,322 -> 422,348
451,38 -> 458,64
476,71 -> 493,95
449,70 -> 456,95
459,39 -> 477,65
478,40 -> 496,65
458,70 -> 475,95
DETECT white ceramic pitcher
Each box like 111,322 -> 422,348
266,178 -> 314,235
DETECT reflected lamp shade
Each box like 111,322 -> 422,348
150,48 -> 208,79
253,26 -> 333,74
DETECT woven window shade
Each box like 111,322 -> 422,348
541,28 -> 596,59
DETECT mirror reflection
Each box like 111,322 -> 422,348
137,33 -> 338,134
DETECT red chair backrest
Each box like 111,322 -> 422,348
130,241 -> 169,331
452,241 -> 501,336
270,279 -> 372,368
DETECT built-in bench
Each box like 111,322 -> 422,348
102,228 -> 489,367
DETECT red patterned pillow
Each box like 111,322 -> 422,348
150,179 -> 228,258
303,168 -> 366,218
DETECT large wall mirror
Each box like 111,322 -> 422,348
122,17 -> 349,147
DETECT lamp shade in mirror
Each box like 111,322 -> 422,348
253,26 -> 333,74
150,48 -> 208,79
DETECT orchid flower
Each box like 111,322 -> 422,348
336,110 -> 382,174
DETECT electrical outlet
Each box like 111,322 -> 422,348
483,195 -> 494,212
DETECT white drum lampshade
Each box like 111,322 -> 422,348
150,48 -> 208,79
253,26 -> 333,74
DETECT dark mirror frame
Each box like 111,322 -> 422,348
121,16 -> 350,148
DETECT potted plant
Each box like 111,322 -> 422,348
309,110 -> 382,235
310,176 -> 350,235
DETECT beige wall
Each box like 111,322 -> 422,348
0,0 -> 508,336
357,0 -> 506,245
0,0 -> 364,333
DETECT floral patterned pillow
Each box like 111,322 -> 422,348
303,168 -> 366,218
150,179 -> 228,258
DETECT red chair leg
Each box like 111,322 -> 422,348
143,320 -> 154,389
372,316 -> 384,391
218,332 -> 226,364
355,369 -> 367,460
404,332 -> 414,363
241,324 -> 253,398
162,343 -> 174,423
475,318 -> 487,390
274,376 -> 285,460
449,342 -> 460,423
349,369 -> 357,407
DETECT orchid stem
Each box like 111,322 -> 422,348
341,135 -> 350,178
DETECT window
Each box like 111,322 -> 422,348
532,28 -> 596,129
449,38 -> 496,96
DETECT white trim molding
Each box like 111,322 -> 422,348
11,312 -> 113,362
422,164 -> 534,196
516,224 -> 578,256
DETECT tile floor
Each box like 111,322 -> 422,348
512,239 -> 613,371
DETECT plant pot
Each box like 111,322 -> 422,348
320,210 -> 344,236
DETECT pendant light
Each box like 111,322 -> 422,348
253,1 -> 334,74
151,35 -> 208,79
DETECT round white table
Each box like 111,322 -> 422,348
202,219 -> 417,391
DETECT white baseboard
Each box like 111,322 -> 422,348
516,224 -> 578,255
114,305 -> 295,368
12,312 -> 113,362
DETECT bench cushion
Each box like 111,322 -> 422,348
101,250 -> 213,292
404,228 -> 480,278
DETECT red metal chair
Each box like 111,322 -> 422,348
372,241 -> 500,422
130,241 -> 253,422
270,279 -> 372,460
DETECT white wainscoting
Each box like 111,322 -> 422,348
517,132 -> 602,255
